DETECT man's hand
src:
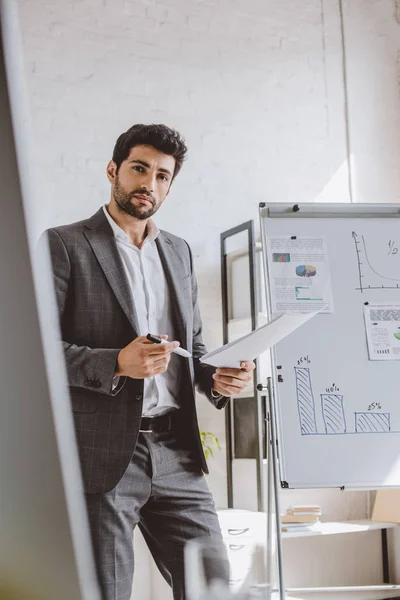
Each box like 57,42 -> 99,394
115,335 -> 179,379
212,360 -> 255,397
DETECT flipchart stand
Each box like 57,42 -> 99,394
257,377 -> 285,600
258,377 -> 400,599
258,201 -> 400,599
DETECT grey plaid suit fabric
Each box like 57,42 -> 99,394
85,431 -> 227,600
45,207 -> 229,494
45,208 -> 229,600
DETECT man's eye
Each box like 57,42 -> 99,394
158,174 -> 168,181
132,166 -> 144,172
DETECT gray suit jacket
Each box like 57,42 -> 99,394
46,207 -> 228,493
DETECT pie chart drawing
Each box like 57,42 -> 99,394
296,265 -> 317,277
394,332 -> 400,341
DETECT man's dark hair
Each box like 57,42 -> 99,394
112,124 -> 187,180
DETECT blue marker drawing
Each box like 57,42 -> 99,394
292,364 -> 400,436
355,412 -> 391,433
295,367 -> 317,435
321,394 -> 346,434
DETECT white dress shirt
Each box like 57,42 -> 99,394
103,205 -> 181,416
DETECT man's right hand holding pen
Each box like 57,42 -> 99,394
115,335 -> 180,379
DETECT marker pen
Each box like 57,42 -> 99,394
146,334 -> 192,358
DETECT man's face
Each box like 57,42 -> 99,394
109,144 -> 175,220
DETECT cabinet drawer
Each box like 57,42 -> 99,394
218,509 -> 267,543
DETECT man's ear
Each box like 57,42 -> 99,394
106,160 -> 117,183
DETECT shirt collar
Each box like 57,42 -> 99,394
102,205 -> 159,245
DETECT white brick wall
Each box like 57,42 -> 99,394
342,0 -> 400,203
17,2 -> 349,463
15,0 -> 400,597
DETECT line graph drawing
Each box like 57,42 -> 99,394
294,367 -> 317,435
321,394 -> 346,434
352,231 -> 400,291
355,412 -> 391,433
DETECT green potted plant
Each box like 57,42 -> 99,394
200,430 -> 221,460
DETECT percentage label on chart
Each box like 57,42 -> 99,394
325,383 -> 339,393
297,355 -> 311,366
368,402 -> 382,411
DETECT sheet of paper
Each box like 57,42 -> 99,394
200,311 -> 319,368
364,303 -> 400,360
266,235 -> 334,314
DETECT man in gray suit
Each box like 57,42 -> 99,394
46,124 -> 255,600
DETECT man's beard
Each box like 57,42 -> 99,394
113,175 -> 158,220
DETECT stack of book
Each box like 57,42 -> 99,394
281,505 -> 322,533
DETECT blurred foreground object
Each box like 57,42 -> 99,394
185,537 -> 271,600
0,2 -> 100,598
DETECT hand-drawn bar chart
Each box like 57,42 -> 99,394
321,394 -> 346,434
355,412 -> 391,433
294,366 -> 392,435
294,367 -> 317,435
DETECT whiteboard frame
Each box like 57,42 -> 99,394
261,202 -> 400,219
260,201 -> 400,490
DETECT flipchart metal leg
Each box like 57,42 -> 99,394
268,377 -> 286,600
259,379 -> 286,600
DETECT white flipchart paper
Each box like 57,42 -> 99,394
200,311 -> 319,369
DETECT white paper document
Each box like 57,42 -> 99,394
266,235 -> 334,314
200,311 -> 319,368
364,303 -> 400,360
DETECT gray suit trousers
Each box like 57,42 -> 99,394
85,430 -> 226,600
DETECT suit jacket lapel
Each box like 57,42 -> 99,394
156,233 -> 189,348
83,209 -> 140,335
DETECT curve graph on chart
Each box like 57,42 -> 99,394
352,231 -> 400,291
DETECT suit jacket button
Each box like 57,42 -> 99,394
84,379 -> 91,387
135,395 -> 142,400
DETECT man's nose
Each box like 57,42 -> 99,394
140,172 -> 156,193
